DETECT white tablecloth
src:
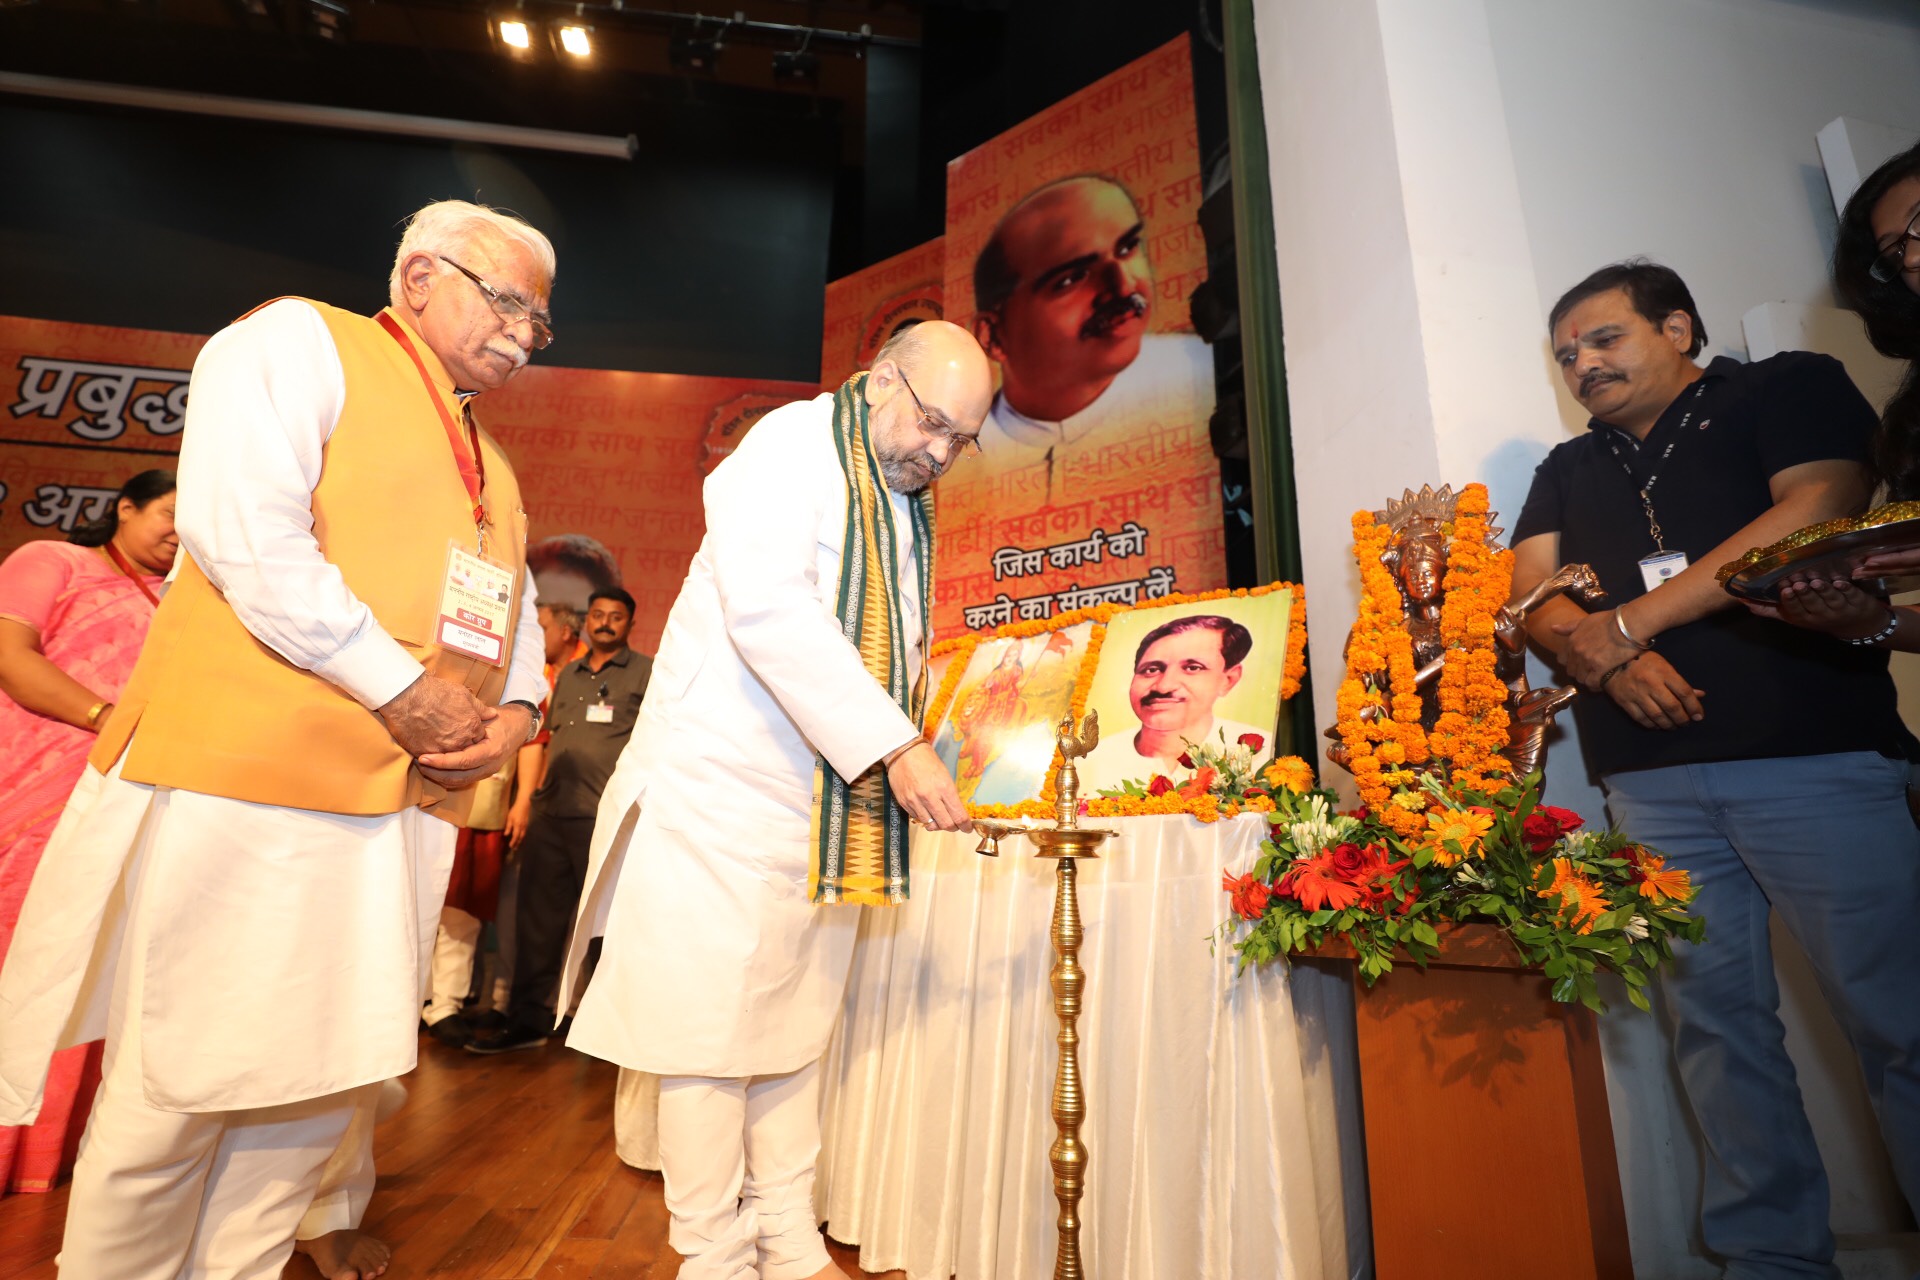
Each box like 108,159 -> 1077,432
616,812 -> 1368,1279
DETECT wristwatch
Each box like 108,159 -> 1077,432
504,699 -> 543,742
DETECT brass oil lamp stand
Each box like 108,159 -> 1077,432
973,712 -> 1115,1280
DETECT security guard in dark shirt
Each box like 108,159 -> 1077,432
470,587 -> 652,1053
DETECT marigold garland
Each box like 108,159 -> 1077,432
1334,484 -> 1517,832
1429,484 -> 1514,794
1336,512 -> 1431,839
926,583 -> 1308,822
920,634 -> 982,742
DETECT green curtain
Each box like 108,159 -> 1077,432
1223,0 -> 1316,763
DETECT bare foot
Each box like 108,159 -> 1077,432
294,1229 -> 393,1279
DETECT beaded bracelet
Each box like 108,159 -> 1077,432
1844,608 -> 1901,647
1598,654 -> 1642,689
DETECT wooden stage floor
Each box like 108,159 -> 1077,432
0,1033 -> 906,1279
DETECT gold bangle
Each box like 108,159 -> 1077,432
84,700 -> 109,729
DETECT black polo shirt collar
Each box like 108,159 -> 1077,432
1584,357 -> 1734,459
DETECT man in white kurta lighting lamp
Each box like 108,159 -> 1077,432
561,320 -> 991,1280
0,199 -> 551,1277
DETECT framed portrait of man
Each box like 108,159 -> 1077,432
928,623 -> 1096,805
1075,591 -> 1293,794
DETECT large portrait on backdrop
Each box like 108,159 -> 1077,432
933,34 -> 1225,637
927,622 -> 1095,805
1075,591 -> 1292,795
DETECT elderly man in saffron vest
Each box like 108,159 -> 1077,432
0,200 -> 552,1277
560,322 -> 989,1280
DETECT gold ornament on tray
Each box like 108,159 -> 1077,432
1717,501 -> 1920,602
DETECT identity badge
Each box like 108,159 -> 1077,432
585,702 -> 615,724
1638,551 -> 1688,592
436,541 -> 514,666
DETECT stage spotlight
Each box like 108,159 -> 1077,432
772,49 -> 818,85
490,9 -> 537,59
302,0 -> 348,43
555,23 -> 591,57
224,0 -> 279,32
670,33 -> 722,73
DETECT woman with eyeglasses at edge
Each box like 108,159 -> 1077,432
1746,139 -> 1920,648
0,469 -> 176,1197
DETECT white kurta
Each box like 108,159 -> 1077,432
0,300 -> 545,1122
563,393 -> 925,1080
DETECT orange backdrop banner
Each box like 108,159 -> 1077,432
0,312 -> 814,654
0,315 -> 195,560
819,237 -> 945,392
483,371 -> 813,649
933,33 -> 1225,637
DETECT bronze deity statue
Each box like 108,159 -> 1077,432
1328,485 -> 1605,781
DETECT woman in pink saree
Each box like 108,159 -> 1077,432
0,469 -> 175,1195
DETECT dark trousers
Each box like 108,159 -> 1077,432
506,809 -> 596,1034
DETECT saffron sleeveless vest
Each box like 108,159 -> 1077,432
92,300 -> 529,824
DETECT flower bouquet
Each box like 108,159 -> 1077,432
1097,728 -> 1280,805
1215,482 -> 1704,1012
1221,769 -> 1704,1012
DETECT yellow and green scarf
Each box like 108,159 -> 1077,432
808,372 -> 935,906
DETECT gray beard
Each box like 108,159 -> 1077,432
876,443 -> 939,494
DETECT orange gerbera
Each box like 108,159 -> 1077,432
1179,766 -> 1219,799
1222,870 -> 1272,921
1278,852 -> 1366,913
1423,806 -> 1494,867
1631,852 -> 1695,904
1537,856 -> 1611,933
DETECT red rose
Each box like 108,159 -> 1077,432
1328,842 -> 1371,882
1238,733 -> 1265,752
1177,752 -> 1195,769
1147,775 -> 1174,796
1540,805 -> 1584,835
1522,804 -> 1585,853
1521,813 -> 1560,853
1622,844 -> 1650,882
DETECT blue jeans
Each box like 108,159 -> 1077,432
1604,752 -> 1920,1280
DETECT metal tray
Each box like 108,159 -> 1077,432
1718,506 -> 1920,602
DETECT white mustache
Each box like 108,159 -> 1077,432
489,344 -> 530,370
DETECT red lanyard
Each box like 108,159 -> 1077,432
376,311 -> 488,538
103,540 -> 161,607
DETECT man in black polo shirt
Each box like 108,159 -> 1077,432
1512,260 -> 1920,1278
469,587 -> 653,1054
